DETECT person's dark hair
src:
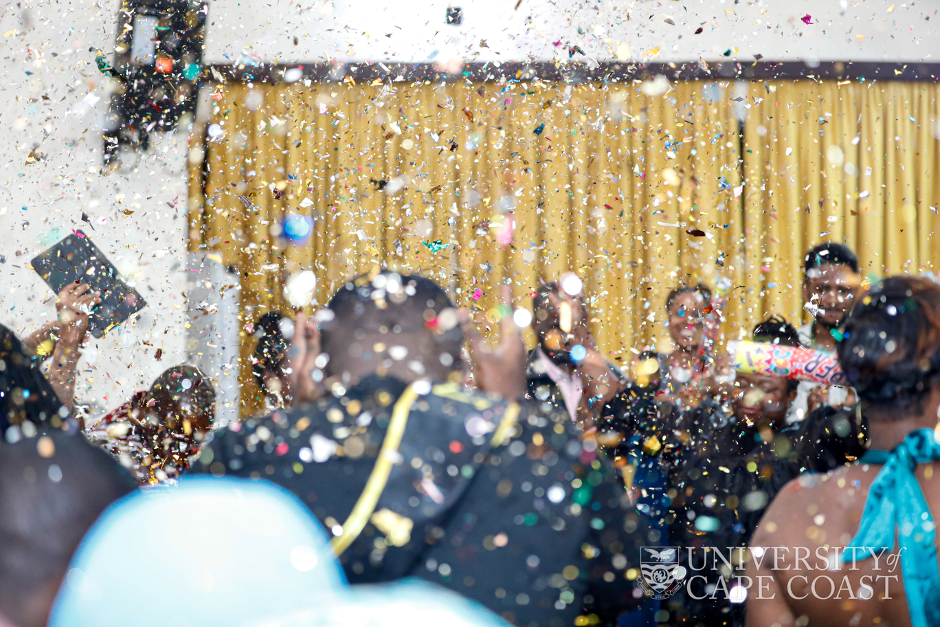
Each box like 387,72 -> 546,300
666,284 -> 712,313
251,313 -> 288,391
752,316 -> 800,392
146,365 -> 216,434
836,276 -> 939,416
320,272 -> 463,375
804,242 -> 859,275
0,325 -> 64,433
0,433 -> 137,627
532,281 -> 560,313
752,315 -> 801,348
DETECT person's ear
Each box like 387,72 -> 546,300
787,388 -> 798,408
801,278 -> 811,303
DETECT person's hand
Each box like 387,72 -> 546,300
462,285 -> 527,400
287,311 -> 322,405
56,281 -> 100,348
841,387 -> 858,409
700,353 -> 736,399
807,386 -> 832,414
555,287 -> 625,409
542,286 -> 594,350
567,297 -> 595,350
807,385 -> 857,413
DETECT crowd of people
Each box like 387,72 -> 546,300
0,241 -> 937,627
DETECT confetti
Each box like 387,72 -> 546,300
421,240 -> 450,254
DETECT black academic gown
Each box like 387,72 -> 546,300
192,374 -> 655,627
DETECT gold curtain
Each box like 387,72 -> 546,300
741,80 -> 940,326
187,78 -> 938,416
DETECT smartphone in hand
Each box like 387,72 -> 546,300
30,231 -> 147,338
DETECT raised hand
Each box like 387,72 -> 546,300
287,310 -> 323,405
462,285 -> 527,400
56,281 -> 100,348
46,281 -> 99,418
552,279 -> 625,413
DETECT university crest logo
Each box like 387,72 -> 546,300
639,547 -> 686,599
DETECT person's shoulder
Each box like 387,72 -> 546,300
751,472 -> 820,546
754,466 -> 851,531
423,381 -> 509,412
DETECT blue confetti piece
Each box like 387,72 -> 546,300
533,123 -> 545,136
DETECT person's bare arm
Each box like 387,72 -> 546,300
565,296 -> 626,409
46,282 -> 100,422
287,310 -> 323,405
47,342 -> 82,417
746,478 -> 815,627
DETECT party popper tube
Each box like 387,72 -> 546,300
729,340 -> 849,386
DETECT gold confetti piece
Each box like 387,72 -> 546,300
642,436 -> 662,456
559,302 -> 572,332
107,422 -> 131,438
643,46 -> 660,57
856,34 -> 866,41
371,508 -> 413,546
35,339 -> 54,356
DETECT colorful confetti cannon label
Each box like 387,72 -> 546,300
729,340 -> 848,386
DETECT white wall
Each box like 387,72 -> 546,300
0,0 -> 189,416
204,0 -> 939,65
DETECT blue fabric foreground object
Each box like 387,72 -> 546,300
49,477 -> 346,627
841,428 -> 940,627
49,477 -> 510,627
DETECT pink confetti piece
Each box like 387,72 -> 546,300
471,288 -> 483,301
801,14 -> 813,24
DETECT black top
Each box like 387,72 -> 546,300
0,325 -> 65,432
191,375 -> 654,627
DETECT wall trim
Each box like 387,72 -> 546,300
205,61 -> 939,84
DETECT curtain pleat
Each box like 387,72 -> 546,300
188,78 -> 939,416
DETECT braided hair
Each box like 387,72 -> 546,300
836,276 -> 939,416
